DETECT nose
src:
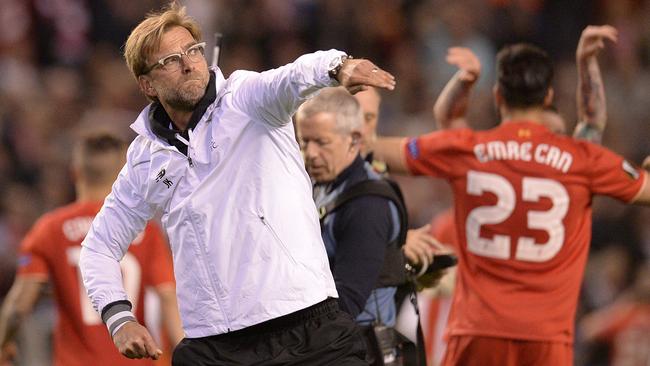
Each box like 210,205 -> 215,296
303,141 -> 319,159
180,55 -> 194,73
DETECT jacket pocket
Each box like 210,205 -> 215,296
258,212 -> 297,265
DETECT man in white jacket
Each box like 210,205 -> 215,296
78,3 -> 396,365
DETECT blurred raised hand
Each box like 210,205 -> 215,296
433,47 -> 481,130
446,47 -> 481,83
574,25 -> 618,142
576,25 -> 618,62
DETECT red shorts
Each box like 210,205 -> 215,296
441,335 -> 573,366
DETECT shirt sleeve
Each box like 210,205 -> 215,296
331,195 -> 394,318
141,222 -> 175,288
403,129 -> 472,179
228,49 -> 346,127
80,140 -> 156,314
16,217 -> 52,279
585,143 -> 647,202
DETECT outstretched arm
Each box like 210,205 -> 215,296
232,51 -> 395,127
573,25 -> 618,143
373,137 -> 409,174
0,277 -> 46,363
433,47 -> 480,130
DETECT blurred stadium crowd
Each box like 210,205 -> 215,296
0,0 -> 649,365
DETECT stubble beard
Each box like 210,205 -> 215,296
163,77 -> 208,112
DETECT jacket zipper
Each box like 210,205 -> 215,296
154,144 -> 194,168
259,214 -> 297,265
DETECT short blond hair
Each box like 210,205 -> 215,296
124,2 -> 202,78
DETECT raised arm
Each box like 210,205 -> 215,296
433,47 -> 480,130
573,25 -> 618,143
232,50 -> 395,127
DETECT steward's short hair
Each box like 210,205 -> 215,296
296,87 -> 363,135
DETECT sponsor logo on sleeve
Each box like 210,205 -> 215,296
17,255 -> 31,267
407,138 -> 419,159
622,160 -> 640,180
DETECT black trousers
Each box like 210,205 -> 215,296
172,298 -> 368,366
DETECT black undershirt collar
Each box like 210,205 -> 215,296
149,71 -> 217,156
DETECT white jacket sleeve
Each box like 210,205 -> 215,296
79,141 -> 155,317
229,49 -> 346,127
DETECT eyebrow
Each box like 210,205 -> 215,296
159,41 -> 200,57
182,41 -> 199,50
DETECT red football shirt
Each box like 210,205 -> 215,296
17,201 -> 175,366
404,121 -> 646,343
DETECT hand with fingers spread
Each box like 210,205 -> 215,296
577,25 -> 618,62
446,47 -> 481,83
335,58 -> 396,94
403,224 -> 445,267
113,322 -> 162,360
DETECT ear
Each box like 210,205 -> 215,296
543,87 -> 554,107
493,84 -> 503,107
350,131 -> 362,148
138,75 -> 157,99
70,164 -> 81,185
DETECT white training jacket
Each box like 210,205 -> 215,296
79,50 -> 343,338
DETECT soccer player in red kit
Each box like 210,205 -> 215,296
374,43 -> 650,365
0,131 -> 183,366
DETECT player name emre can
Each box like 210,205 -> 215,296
474,140 -> 573,173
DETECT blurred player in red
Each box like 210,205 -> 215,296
375,39 -> 650,365
0,130 -> 183,366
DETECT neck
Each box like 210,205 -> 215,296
76,184 -> 111,203
500,106 -> 546,125
162,106 -> 194,131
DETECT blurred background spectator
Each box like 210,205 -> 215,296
0,0 -> 648,365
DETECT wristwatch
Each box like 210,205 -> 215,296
328,54 -> 351,81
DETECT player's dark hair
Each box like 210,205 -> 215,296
496,43 -> 553,109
